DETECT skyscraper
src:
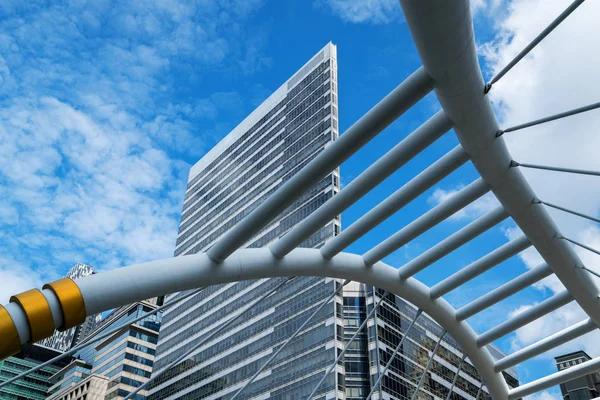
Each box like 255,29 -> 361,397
40,263 -> 102,352
149,42 -> 342,399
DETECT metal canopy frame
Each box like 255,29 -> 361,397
1,1 -> 598,399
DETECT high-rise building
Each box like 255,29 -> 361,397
0,344 -> 71,399
555,351 -> 600,400
40,263 -> 102,352
343,286 -> 520,400
149,42 -> 517,399
149,42 -> 342,399
47,301 -> 162,400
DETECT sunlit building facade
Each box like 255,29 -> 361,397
149,42 -> 342,399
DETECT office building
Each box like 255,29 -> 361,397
40,263 -> 102,352
555,351 -> 600,400
0,344 -> 71,399
149,42 -> 342,399
149,42 -> 517,399
47,301 -> 162,400
344,286 -> 520,400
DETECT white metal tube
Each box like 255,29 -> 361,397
430,235 -> 531,299
477,290 -> 574,346
321,145 -> 469,259
495,318 -> 597,372
206,68 -> 434,262
398,206 -> 509,279
456,263 -> 552,320
508,355 -> 600,399
270,110 -> 452,258
363,178 -> 490,266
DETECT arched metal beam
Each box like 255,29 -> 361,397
1,248 -> 508,399
399,0 -> 600,335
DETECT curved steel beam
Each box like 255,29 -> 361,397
0,248 -> 508,399
399,0 -> 600,344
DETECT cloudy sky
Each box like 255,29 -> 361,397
1,0 -> 599,397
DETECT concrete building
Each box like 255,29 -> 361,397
149,42 -> 342,399
555,351 -> 600,400
40,263 -> 102,352
47,301 -> 162,400
0,344 -> 71,399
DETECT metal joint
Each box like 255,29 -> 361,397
43,278 -> 86,331
10,289 -> 55,343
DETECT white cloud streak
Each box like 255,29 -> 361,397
0,0 -> 267,299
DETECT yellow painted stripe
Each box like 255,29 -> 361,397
0,305 -> 21,360
44,278 -> 86,331
10,289 -> 55,343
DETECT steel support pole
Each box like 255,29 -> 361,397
206,68 -> 433,262
513,161 -> 600,178
363,179 -> 490,266
431,236 -> 531,299
477,291 -> 574,346
321,145 -> 469,259
270,111 -> 452,258
398,206 -> 509,279
495,318 -> 597,372
456,263 -> 553,320
230,280 -> 349,399
365,309 -> 424,400
486,0 -> 586,88
509,356 -> 600,399
500,101 -> 600,134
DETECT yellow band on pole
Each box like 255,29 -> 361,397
0,305 -> 21,360
10,289 -> 55,343
43,278 -> 86,331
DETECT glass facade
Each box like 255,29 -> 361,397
555,351 -> 600,400
0,345 -> 69,400
362,287 -> 519,400
149,42 -> 342,400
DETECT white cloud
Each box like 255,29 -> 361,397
481,0 -> 600,359
428,186 -> 501,221
316,0 -> 399,24
0,0 -> 268,301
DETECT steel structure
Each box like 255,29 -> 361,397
0,1 -> 598,399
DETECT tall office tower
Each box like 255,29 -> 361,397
40,263 -> 102,352
149,42 -> 342,399
362,288 -> 520,400
555,351 -> 600,400
0,344 -> 71,399
47,301 -> 162,400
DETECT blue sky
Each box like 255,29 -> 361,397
1,0 -> 599,397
